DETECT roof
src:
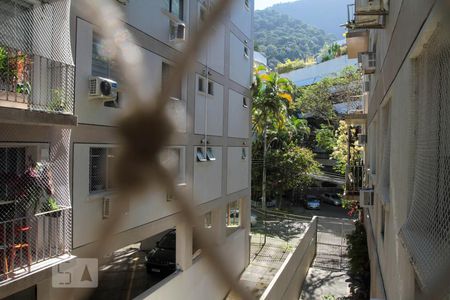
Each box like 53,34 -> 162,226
254,51 -> 268,67
282,55 -> 358,87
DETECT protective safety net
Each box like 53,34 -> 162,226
0,0 -> 74,113
0,125 -> 72,281
399,26 -> 450,294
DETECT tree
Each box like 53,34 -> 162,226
295,66 -> 362,123
266,144 -> 320,208
252,66 -> 295,219
315,124 -> 335,152
331,121 -> 363,175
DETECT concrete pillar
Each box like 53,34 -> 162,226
211,206 -> 226,245
176,220 -> 193,271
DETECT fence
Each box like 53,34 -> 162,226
260,216 -> 317,300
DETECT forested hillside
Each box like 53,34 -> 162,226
254,9 -> 335,68
271,0 -> 352,37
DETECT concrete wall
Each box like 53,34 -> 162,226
194,76 -> 224,136
229,33 -> 252,88
193,146 -> 223,205
260,217 -> 318,300
228,89 -> 250,139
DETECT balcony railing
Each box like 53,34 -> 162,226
0,207 -> 71,282
345,164 -> 370,196
0,46 -> 75,114
346,3 -> 386,29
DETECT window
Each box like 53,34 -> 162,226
164,0 -> 184,20
162,62 -> 182,100
199,4 -> 207,24
207,81 -> 214,96
244,46 -> 249,59
160,147 -> 185,184
244,0 -> 249,10
196,147 -> 207,162
92,33 -> 116,80
226,200 -> 240,227
242,97 -> 248,108
241,148 -> 247,160
89,147 -> 116,193
206,147 -> 216,161
204,212 -> 212,228
198,77 -> 205,93
0,147 -> 26,199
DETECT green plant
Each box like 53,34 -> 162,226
315,124 -> 336,152
346,221 -> 370,299
43,197 -> 59,211
48,89 -> 69,112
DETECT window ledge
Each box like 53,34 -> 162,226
161,9 -> 183,23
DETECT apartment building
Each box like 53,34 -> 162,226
345,0 -> 450,299
0,0 -> 253,299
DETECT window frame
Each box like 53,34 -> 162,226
165,0 -> 184,21
226,200 -> 241,228
89,147 -> 116,194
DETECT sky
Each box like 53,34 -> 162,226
255,0 -> 297,10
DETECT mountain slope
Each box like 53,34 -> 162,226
270,0 -> 353,38
254,9 -> 335,68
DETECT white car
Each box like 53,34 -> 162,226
250,213 -> 257,226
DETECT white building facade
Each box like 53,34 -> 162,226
0,0 -> 253,299
346,0 -> 450,299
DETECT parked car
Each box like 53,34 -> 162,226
146,230 -> 176,275
257,198 -> 276,208
321,193 -> 342,206
304,195 -> 321,210
251,213 -> 257,226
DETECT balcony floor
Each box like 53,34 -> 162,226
0,106 -> 77,127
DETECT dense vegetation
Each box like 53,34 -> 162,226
270,0 -> 352,38
254,9 -> 335,68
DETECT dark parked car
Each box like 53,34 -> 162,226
304,195 -> 321,210
321,193 -> 342,206
146,230 -> 176,275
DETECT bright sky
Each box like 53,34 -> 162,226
255,0 -> 297,10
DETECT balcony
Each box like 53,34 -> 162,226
344,164 -> 367,199
0,46 -> 76,126
0,147 -> 72,284
346,30 -> 369,59
0,0 -> 76,126
346,2 -> 387,30
336,98 -> 367,124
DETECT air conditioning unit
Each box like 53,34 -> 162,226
358,134 -> 368,144
359,52 -> 376,74
360,188 -> 374,208
170,22 -> 186,42
89,77 -> 118,101
103,196 -> 112,219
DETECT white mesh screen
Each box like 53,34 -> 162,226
0,0 -> 74,66
0,125 -> 72,280
399,27 -> 450,294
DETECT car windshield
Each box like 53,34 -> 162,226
159,232 -> 176,249
331,194 -> 340,199
308,198 -> 320,202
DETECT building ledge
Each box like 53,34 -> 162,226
0,107 -> 78,127
0,254 -> 76,298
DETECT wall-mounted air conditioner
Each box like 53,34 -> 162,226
89,76 -> 118,101
359,52 -> 376,74
103,196 -> 112,219
170,22 -> 186,43
360,188 -> 374,207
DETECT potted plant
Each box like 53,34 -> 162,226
42,197 -> 61,218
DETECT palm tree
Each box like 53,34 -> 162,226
252,66 -> 295,243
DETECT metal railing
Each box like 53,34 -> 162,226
0,46 -> 75,114
0,207 -> 71,281
345,164 -> 366,195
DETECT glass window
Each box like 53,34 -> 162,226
165,0 -> 184,20
207,81 -> 214,96
204,212 -> 212,228
89,147 -> 116,193
226,200 -> 240,227
162,62 -> 182,100
196,147 -> 207,162
206,148 -> 216,161
198,77 -> 205,93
